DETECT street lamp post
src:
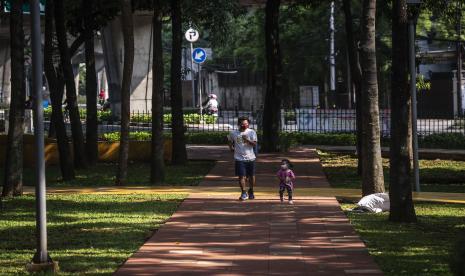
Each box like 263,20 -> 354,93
407,0 -> 422,193
26,0 -> 57,273
456,0 -> 463,116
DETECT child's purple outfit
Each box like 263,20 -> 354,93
277,169 -> 295,200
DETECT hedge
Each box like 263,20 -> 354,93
100,132 -> 465,150
101,131 -> 229,145
43,107 -> 112,123
44,107 -> 217,125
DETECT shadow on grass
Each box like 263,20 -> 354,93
319,151 -> 465,193
0,160 -> 215,188
0,194 -> 186,275
342,202 -> 465,276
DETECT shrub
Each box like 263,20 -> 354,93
131,113 -> 151,124
101,131 -> 154,142
278,132 -> 356,146
98,131 -> 465,150
419,133 -> 465,149
185,132 -> 229,145
43,107 -> 52,120
98,110 -> 113,122
100,131 -> 229,144
129,113 -> 217,125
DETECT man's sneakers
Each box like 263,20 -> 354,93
239,190 -> 255,201
239,191 -> 248,201
248,189 -> 255,200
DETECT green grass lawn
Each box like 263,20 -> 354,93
2,161 -> 215,187
341,202 -> 465,276
0,193 -> 187,275
319,151 -> 465,193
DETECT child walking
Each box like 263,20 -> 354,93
277,159 -> 296,204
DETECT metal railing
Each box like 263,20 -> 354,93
2,108 -> 465,139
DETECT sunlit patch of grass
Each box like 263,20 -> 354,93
0,194 -> 187,275
341,202 -> 465,276
319,150 -> 465,193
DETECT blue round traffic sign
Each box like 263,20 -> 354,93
192,48 -> 207,64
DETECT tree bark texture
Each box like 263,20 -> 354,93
261,0 -> 283,153
116,0 -> 134,185
342,0 -> 364,176
389,0 -> 417,223
83,0 -> 99,166
151,1 -> 165,184
2,0 -> 25,197
170,0 -> 187,164
44,0 -> 75,181
54,0 -> 88,169
359,0 -> 385,196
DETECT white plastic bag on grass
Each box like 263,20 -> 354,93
354,193 -> 390,213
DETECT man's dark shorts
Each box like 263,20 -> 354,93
235,160 -> 255,177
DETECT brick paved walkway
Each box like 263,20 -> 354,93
115,146 -> 383,275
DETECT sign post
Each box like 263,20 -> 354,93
185,27 -> 199,108
192,48 -> 207,115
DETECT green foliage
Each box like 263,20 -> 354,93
165,114 -> 218,124
98,110 -> 113,122
44,106 -> 52,120
421,0 -> 465,41
341,202 -> 465,276
43,107 -> 112,122
0,194 -> 185,275
320,150 -> 465,193
185,132 -> 229,145
102,131 -> 153,142
130,113 -> 217,124
279,132 -> 357,146
416,74 -> 431,91
419,133 -> 465,149
213,2 -> 393,106
101,131 -> 228,144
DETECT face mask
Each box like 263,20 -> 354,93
240,122 -> 249,131
280,164 -> 288,170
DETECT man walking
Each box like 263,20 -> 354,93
228,116 -> 258,201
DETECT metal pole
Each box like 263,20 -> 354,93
329,1 -> 336,93
198,63 -> 202,115
457,0 -> 463,115
190,42 -> 195,108
30,0 -> 50,263
409,18 -> 421,193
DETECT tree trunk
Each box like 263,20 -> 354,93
54,0 -> 88,169
261,0 -> 283,153
389,0 -> 417,223
116,0 -> 134,185
359,0 -> 384,196
151,2 -> 165,184
83,0 -> 99,166
2,0 -> 25,197
44,0 -> 75,181
342,0 -> 363,176
170,0 -> 187,164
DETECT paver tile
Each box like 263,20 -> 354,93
115,147 -> 381,276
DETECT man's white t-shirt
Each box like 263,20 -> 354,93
228,128 -> 257,161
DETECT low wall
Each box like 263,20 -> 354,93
0,135 -> 172,167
